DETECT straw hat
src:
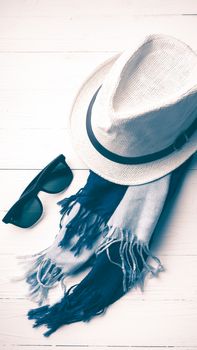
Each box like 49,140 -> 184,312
69,34 -> 197,185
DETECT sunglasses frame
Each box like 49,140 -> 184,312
2,154 -> 73,228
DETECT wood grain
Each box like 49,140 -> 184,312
0,298 -> 197,346
0,0 -> 196,348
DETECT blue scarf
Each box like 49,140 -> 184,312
25,158 -> 191,336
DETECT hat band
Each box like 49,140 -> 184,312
86,87 -> 197,165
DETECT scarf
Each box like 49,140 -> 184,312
20,171 -> 127,305
26,158 -> 190,336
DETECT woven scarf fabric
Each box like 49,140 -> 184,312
27,158 -> 190,336
20,171 -> 127,305
96,174 -> 170,292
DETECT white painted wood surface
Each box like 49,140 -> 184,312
0,1 -> 196,349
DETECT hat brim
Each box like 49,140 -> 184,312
69,53 -> 197,185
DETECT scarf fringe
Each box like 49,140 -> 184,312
27,227 -> 164,336
19,206 -> 108,305
28,283 -> 105,337
19,251 -> 65,305
22,226 -> 163,309
58,193 -> 109,255
58,188 -> 83,219
19,190 -> 109,305
96,227 -> 164,293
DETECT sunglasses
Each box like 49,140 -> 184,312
2,154 -> 73,228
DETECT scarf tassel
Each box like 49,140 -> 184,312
28,284 -> 105,337
96,227 -> 164,293
19,189 -> 109,305
57,194 -> 109,256
27,228 -> 163,336
19,252 -> 65,305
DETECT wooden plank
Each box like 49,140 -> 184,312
1,50 -> 197,131
0,129 -> 85,169
0,298 -> 196,346
0,16 -> 196,52
0,53 -> 110,91
0,0 -> 197,17
0,254 -> 196,301
0,166 -> 196,208
1,348 -> 196,350
2,348 -> 196,350
0,169 -> 88,208
0,53 -> 111,129
0,168 -> 197,255
0,129 -> 196,169
1,347 -> 196,350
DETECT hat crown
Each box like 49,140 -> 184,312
91,34 -> 197,158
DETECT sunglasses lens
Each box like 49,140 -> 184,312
4,197 -> 43,228
41,163 -> 73,194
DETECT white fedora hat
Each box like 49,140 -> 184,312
69,34 -> 197,185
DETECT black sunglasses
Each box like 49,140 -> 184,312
2,154 -> 73,228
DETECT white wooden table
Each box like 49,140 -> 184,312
0,1 -> 197,349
